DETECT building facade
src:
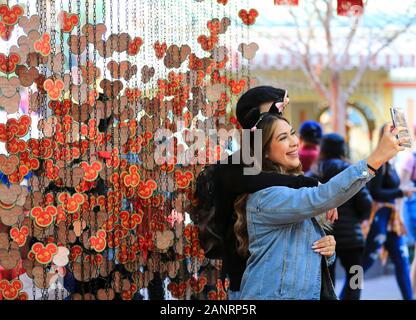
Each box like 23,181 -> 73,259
250,53 -> 416,161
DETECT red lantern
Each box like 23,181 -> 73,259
274,0 -> 299,5
337,0 -> 363,16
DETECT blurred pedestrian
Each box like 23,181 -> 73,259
299,120 -> 323,172
362,124 -> 414,300
398,125 -> 416,296
308,133 -> 373,300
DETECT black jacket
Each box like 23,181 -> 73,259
308,159 -> 373,249
367,162 -> 404,203
215,153 -> 319,291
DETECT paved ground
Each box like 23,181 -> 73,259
23,272 -> 405,300
20,258 -> 410,300
333,256 -> 411,300
335,274 -> 403,300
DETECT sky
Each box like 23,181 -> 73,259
250,0 -> 416,52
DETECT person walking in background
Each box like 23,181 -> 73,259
299,121 -> 323,172
308,133 -> 373,300
398,126 -> 416,296
362,124 -> 415,300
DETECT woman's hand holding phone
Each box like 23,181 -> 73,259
367,123 -> 408,170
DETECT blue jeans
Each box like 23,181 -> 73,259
403,194 -> 416,244
363,207 -> 413,300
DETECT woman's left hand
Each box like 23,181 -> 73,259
312,235 -> 336,257
326,208 -> 338,223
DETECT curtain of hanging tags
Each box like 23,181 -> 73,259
0,0 -> 257,300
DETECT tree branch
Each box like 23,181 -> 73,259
345,16 -> 416,99
340,14 -> 362,66
278,40 -> 331,100
323,0 -> 336,70
284,2 -> 331,100
371,18 -> 416,58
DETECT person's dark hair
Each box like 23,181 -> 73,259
319,133 -> 347,161
236,86 -> 287,129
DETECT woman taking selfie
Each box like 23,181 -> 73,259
234,112 -> 407,300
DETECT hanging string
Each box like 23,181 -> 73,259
124,0 -> 136,300
73,0 -> 85,299
49,0 -> 60,300
26,0 -> 36,301
38,0 -> 49,301
84,0 -> 95,298
91,0 -> 100,299
115,0 -> 123,299
58,0 -> 68,301
101,0 -> 112,296
131,0 -> 140,298
108,0 -> 119,299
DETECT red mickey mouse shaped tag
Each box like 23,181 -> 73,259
0,279 -> 23,300
43,78 -> 64,101
10,225 -> 29,247
138,179 -> 157,199
34,33 -> 52,56
238,9 -> 259,26
0,4 -> 24,26
30,205 -> 58,228
30,242 -> 58,265
58,11 -> 79,33
174,170 -> 194,189
90,229 -> 107,253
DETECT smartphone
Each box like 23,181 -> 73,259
390,107 -> 412,148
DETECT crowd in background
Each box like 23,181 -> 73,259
299,121 -> 416,300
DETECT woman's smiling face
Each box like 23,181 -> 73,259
266,119 -> 300,170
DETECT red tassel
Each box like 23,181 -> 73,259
274,0 -> 299,5
337,0 -> 363,16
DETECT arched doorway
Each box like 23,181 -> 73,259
318,102 -> 376,161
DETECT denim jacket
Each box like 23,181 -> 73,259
239,160 -> 375,300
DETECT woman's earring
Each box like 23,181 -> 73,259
265,154 -> 269,158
